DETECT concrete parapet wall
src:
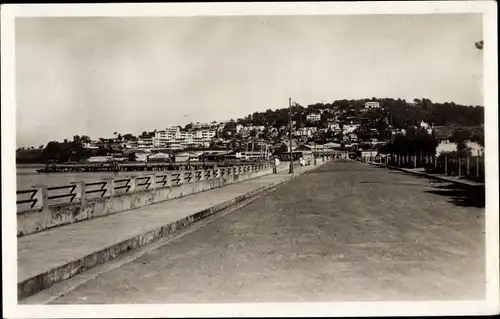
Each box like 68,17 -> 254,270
17,165 -> 273,237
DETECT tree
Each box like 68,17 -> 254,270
122,133 -> 137,141
421,98 -> 433,109
471,130 -> 484,147
72,135 -> 81,145
184,123 -> 193,131
382,127 -> 438,157
222,121 -> 236,138
450,128 -> 472,156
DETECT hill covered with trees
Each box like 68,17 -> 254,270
230,97 -> 483,130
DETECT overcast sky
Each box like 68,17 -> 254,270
16,14 -> 483,147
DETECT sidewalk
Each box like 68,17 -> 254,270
18,160 -> 328,300
367,161 -> 484,187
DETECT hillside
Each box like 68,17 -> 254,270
233,97 -> 484,129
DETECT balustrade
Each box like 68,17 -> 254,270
17,163 -> 268,213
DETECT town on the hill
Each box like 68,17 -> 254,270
16,97 -> 485,165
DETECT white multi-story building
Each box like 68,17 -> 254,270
155,126 -> 181,147
364,101 -> 380,109
151,126 -> 216,149
138,136 -> 155,148
236,124 -> 244,133
294,127 -> 317,137
306,113 -> 321,122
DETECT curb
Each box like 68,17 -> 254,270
18,162 -> 327,300
367,161 -> 484,188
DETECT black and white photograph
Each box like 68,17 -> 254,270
2,2 -> 498,318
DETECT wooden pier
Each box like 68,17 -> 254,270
36,160 -> 263,173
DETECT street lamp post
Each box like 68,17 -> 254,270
289,97 -> 294,174
202,140 -> 206,168
313,141 -> 317,165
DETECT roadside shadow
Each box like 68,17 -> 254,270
360,181 -> 424,187
372,165 -> 485,208
425,185 -> 485,208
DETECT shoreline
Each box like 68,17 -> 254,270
16,164 -> 46,169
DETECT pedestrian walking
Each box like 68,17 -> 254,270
273,156 -> 280,174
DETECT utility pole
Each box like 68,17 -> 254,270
313,141 -> 317,165
289,97 -> 294,174
202,141 -> 205,167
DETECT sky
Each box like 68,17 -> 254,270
15,14 -> 483,147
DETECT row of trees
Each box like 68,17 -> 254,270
378,126 -> 484,157
16,135 -> 122,164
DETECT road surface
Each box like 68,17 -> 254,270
49,160 -> 485,303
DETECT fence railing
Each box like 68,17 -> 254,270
16,163 -> 272,213
364,154 -> 485,183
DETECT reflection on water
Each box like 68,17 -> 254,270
16,168 -> 163,190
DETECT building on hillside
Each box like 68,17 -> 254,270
327,122 -> 341,130
342,123 -> 361,134
83,142 -> 99,149
193,122 -> 210,130
348,133 -> 358,143
364,101 -> 380,109
306,113 -> 321,122
138,136 -> 155,148
293,127 -> 317,137
236,124 -> 244,133
420,121 -> 430,130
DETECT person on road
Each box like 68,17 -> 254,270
273,156 -> 280,174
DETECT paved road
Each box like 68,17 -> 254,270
50,160 -> 485,303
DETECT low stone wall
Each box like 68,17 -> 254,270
17,164 -> 272,237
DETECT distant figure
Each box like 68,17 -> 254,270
273,156 -> 280,174
299,156 -> 304,166
307,157 -> 311,166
